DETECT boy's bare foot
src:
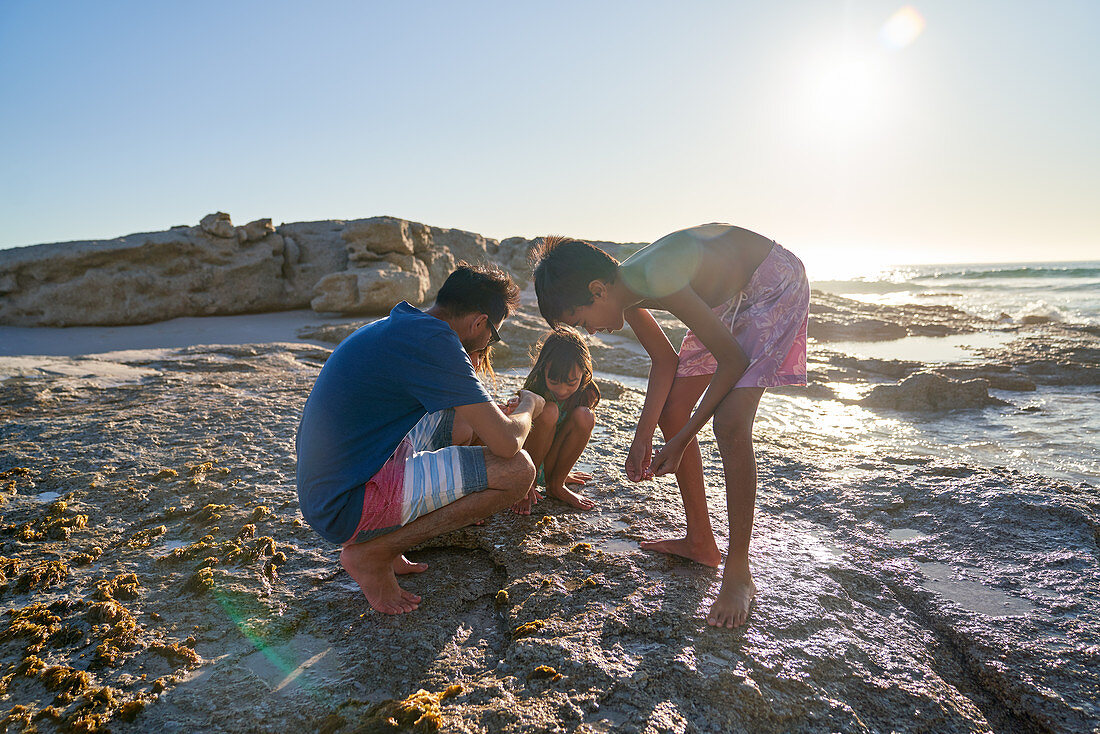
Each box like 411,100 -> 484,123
640,537 -> 721,568
706,571 -> 757,629
392,555 -> 427,575
340,545 -> 421,615
547,483 -> 596,510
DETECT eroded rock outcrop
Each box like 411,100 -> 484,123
0,214 -> 292,327
0,214 -> 536,326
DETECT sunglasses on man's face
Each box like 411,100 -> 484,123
486,316 -> 502,345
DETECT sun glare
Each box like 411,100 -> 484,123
879,6 -> 926,50
795,6 -> 925,138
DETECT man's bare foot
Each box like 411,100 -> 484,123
640,536 -> 721,568
511,486 -> 541,515
340,545 -> 421,615
546,484 -> 596,510
392,555 -> 428,575
706,572 -> 757,629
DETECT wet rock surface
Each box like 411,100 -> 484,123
859,372 -> 1009,412
1,336 -> 1097,733
809,293 -> 995,342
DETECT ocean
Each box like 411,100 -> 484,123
793,260 -> 1099,485
811,260 -> 1100,328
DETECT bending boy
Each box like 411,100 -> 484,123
296,265 -> 544,615
532,224 -> 809,628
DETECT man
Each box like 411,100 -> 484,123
296,264 -> 544,614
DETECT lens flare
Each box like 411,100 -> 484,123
880,6 -> 926,49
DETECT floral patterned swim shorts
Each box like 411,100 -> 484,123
676,242 -> 809,387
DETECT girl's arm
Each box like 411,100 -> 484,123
624,305 -> 680,481
649,286 -> 749,477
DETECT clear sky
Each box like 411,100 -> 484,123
1,1 -> 1097,271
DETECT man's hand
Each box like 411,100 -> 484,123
516,389 -> 545,418
626,434 -> 654,482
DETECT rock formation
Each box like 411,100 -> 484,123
0,213 -> 536,327
860,371 -> 1009,412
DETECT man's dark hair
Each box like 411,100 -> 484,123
434,263 -> 520,324
531,236 -> 619,326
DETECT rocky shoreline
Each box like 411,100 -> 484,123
1,217 -> 1098,732
1,315 -> 1097,733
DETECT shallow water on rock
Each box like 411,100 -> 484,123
820,331 -> 1016,363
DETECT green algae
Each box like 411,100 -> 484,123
511,620 -> 546,639
527,665 -> 563,681
14,560 -> 70,593
353,684 -> 464,733
184,568 -> 215,594
127,525 -> 167,549
71,546 -> 103,566
92,573 -> 140,602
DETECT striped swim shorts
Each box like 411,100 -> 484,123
343,409 -> 488,545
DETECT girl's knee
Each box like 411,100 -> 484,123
537,400 -> 560,427
568,406 -> 595,433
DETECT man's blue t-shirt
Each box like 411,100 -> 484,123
295,302 -> 491,543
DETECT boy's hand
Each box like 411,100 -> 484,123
650,435 -> 688,477
626,436 -> 654,482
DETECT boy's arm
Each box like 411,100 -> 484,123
649,286 -> 749,476
624,306 -> 680,481
454,390 -> 545,458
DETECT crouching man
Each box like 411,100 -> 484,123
295,264 -> 543,614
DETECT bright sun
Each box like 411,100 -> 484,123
799,7 -> 925,138
813,56 -> 880,129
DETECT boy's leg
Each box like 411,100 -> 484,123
511,401 -> 559,515
543,406 -> 596,510
640,374 -> 721,567
707,387 -> 764,628
341,449 -> 534,614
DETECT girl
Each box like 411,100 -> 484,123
531,224 -> 810,629
458,332 -> 598,512
515,329 -> 600,512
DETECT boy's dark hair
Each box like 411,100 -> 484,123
434,263 -> 520,324
531,236 -> 619,326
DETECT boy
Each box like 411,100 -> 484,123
532,224 -> 809,628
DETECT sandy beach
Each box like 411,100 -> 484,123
2,283 -> 1097,733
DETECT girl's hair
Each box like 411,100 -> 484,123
531,236 -> 620,326
470,345 -> 496,386
522,328 -> 600,415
